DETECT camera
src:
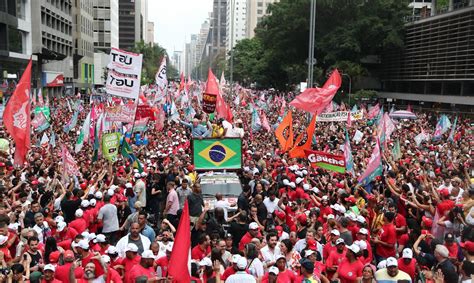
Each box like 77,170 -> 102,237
0,268 -> 10,275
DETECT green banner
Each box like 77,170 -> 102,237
34,106 -> 51,121
102,132 -> 121,162
193,138 -> 242,170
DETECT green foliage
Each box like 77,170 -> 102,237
231,0 -> 409,90
353,89 -> 378,100
131,41 -> 178,84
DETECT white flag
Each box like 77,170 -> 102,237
155,57 -> 167,90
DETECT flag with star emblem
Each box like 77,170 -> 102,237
192,138 -> 242,170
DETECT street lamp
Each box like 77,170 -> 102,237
341,73 -> 352,105
307,0 -> 316,88
229,0 -> 235,97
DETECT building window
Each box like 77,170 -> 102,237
8,26 -> 23,53
258,2 -> 263,7
257,9 -> 263,14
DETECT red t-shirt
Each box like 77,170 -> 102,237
106,267 -> 122,283
397,258 -> 417,281
221,266 -> 236,281
55,263 -> 84,283
81,253 -> 105,277
155,256 -> 169,277
239,232 -> 253,251
376,223 -> 396,258
322,242 -> 336,260
445,243 -> 458,259
394,214 -> 407,236
120,255 -> 141,272
276,269 -> 297,283
69,218 -> 88,234
326,250 -> 346,279
191,245 -> 209,261
337,258 -> 363,283
125,264 -> 155,283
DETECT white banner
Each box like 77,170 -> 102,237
155,57 -> 167,89
317,110 -> 363,122
353,130 -> 364,144
107,47 -> 143,76
106,70 -> 140,99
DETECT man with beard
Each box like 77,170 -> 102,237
116,223 -> 151,257
126,250 -> 157,283
375,257 -> 411,282
260,232 -> 281,269
69,257 -> 108,283
42,264 -> 61,283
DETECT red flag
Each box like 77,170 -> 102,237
261,111 -> 271,132
168,200 -> 191,282
280,99 -> 286,116
289,69 -> 342,114
289,114 -> 317,158
3,59 -> 32,166
275,111 -> 294,152
202,69 -> 219,113
179,72 -> 185,92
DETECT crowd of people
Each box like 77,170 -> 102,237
0,83 -> 472,283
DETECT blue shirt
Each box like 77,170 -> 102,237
141,224 -> 156,243
180,120 -> 210,138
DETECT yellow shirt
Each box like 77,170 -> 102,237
211,124 -> 224,138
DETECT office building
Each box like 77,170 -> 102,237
246,0 -> 278,38
72,0 -> 94,92
225,0 -> 247,53
93,0 -> 119,52
118,0 -> 147,51
209,0 -> 227,59
0,0 -> 33,96
146,21 -> 154,45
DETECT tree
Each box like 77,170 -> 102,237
232,0 -> 409,90
131,41 -> 178,84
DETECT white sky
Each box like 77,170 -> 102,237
149,0 -> 213,54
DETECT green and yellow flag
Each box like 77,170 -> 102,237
192,138 -> 242,170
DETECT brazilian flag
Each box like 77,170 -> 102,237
121,140 -> 143,172
193,138 -> 242,170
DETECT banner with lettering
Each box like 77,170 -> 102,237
136,105 -> 156,120
107,48 -> 143,75
102,132 -> 121,162
316,110 -> 363,122
105,104 -> 136,123
62,145 -> 81,177
106,70 -> 140,99
305,149 -> 346,173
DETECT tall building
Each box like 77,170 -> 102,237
209,0 -> 227,60
225,0 -> 247,53
381,3 -> 474,110
146,21 -> 154,45
0,0 -> 33,97
172,51 -> 183,74
118,0 -> 147,50
72,0 -> 95,92
31,0 -> 74,96
93,0 -> 119,53
246,0 -> 278,38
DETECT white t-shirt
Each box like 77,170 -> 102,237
260,245 -> 282,267
263,197 -> 280,215
248,258 -> 264,278
215,200 -> 232,220
225,271 -> 256,283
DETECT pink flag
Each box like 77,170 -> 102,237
155,107 -> 165,132
368,104 -> 380,119
289,69 -> 342,115
261,111 -> 271,132
347,111 -> 352,127
280,99 -> 286,116
62,145 -> 81,177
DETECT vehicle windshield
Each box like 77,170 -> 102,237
200,175 -> 242,197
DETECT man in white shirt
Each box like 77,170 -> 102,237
260,232 -> 281,270
263,191 -> 280,218
134,173 -> 147,208
214,193 -> 236,220
226,257 -> 256,283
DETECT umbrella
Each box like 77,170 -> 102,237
389,110 -> 417,119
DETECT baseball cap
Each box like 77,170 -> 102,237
236,257 -> 247,270
268,266 -> 279,275
330,229 -> 340,236
94,234 -> 106,243
377,260 -> 387,269
356,216 -> 366,223
355,240 -> 367,250
402,248 -> 413,259
358,228 -> 368,235
64,250 -> 75,260
460,241 -> 474,253
275,254 -> 286,262
89,199 -> 97,206
76,239 -> 89,250
249,222 -> 259,230
101,255 -> 111,263
440,188 -> 450,197
124,243 -> 138,253
305,250 -> 316,257
56,221 -> 67,232
299,258 -> 314,272
336,238 -> 345,245
422,216 -> 433,228
141,250 -> 155,259
231,254 -> 241,263
75,209 -> 84,218
435,244 -> 449,258
445,233 -> 455,243
347,244 -> 360,254
81,200 -> 90,208
44,264 -> 55,272
386,257 -> 398,267
49,251 -> 60,263
54,216 -> 64,223
105,246 -> 118,255
95,191 -> 103,199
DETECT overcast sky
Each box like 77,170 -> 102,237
149,0 -> 213,54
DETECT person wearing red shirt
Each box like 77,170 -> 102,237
119,244 -> 141,276
69,209 -> 88,234
356,228 -> 372,265
334,244 -> 364,283
55,250 -> 84,283
90,234 -> 109,255
444,233 -> 459,260
318,196 -> 333,223
261,266 -> 279,283
238,222 -> 260,251
325,238 -> 346,280
126,250 -> 156,283
397,248 -> 417,281
322,229 -> 340,260
373,211 -> 396,261
388,203 -> 407,236
74,239 -> 105,277
191,234 -> 211,261
70,261 -> 107,283
42,264 -> 62,283
274,255 -> 297,282
155,245 -> 172,277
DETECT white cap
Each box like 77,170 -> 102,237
303,184 -> 310,190
56,221 -> 67,232
107,189 -> 115,196
231,254 -> 241,263
54,216 -> 64,223
81,200 -> 90,208
336,238 -> 345,245
346,212 -> 357,221
125,243 -> 138,253
199,257 -> 212,267
302,169 -> 308,175
101,255 -> 111,263
95,191 -> 103,199
435,244 -> 449,258
141,172 -> 147,177
311,187 -> 320,194
94,234 -> 107,243
75,209 -> 83,218
134,169 -> 139,173
386,257 -> 398,267
76,239 -> 89,250
134,173 -> 141,178
358,228 -> 368,235
0,235 -> 8,246
268,266 -> 279,275
125,183 -> 133,188
305,250 -> 316,257
330,229 -> 340,236
289,182 -> 296,188
356,216 -> 366,223
249,222 -> 259,230
355,240 -> 367,250
236,257 -> 247,269
402,248 -> 413,259
110,185 -> 118,191
44,264 -> 55,272
322,195 -> 329,201
377,260 -> 387,269
106,246 -> 118,255
296,177 -> 303,184
141,250 -> 155,259
327,214 -> 335,220
89,199 -> 97,206
347,244 -> 360,254
282,179 -> 290,186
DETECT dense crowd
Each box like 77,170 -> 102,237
0,84 -> 472,283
